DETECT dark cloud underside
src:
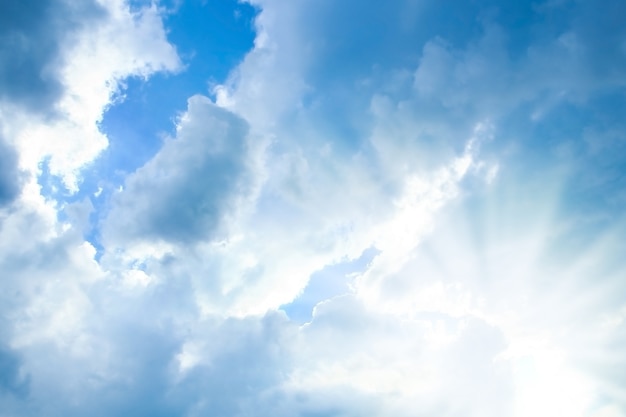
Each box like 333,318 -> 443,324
0,136 -> 23,207
0,0 -> 105,113
104,96 -> 250,246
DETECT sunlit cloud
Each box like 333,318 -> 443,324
1,0 -> 625,416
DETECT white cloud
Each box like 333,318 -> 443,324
2,0 -> 181,192
103,5 -> 626,413
1,0 -> 626,416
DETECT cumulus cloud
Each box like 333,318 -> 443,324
208,0 -> 626,412
1,0 -> 181,191
1,0 -> 626,416
103,95 -> 250,248
0,0 -> 105,113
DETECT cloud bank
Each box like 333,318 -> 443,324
0,0 -> 625,416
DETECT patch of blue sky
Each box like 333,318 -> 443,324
494,91 -> 626,215
95,0 -> 257,181
304,0 -> 541,83
42,0 -> 258,251
286,1 -> 545,157
281,247 -> 380,324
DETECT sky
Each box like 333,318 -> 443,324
1,0 -> 625,416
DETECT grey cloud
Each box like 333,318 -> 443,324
6,303 -> 294,417
103,95 -> 250,247
167,312 -> 295,417
0,136 -> 24,207
0,345 -> 28,397
0,0 -> 105,113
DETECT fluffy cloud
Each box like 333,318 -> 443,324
283,295 -> 512,417
1,0 -> 181,191
0,0 -> 105,113
1,0 -> 626,416
211,0 -> 626,413
104,95 -> 251,248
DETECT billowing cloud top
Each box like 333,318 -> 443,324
1,0 -> 625,416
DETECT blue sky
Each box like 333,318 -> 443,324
1,0 -> 626,416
